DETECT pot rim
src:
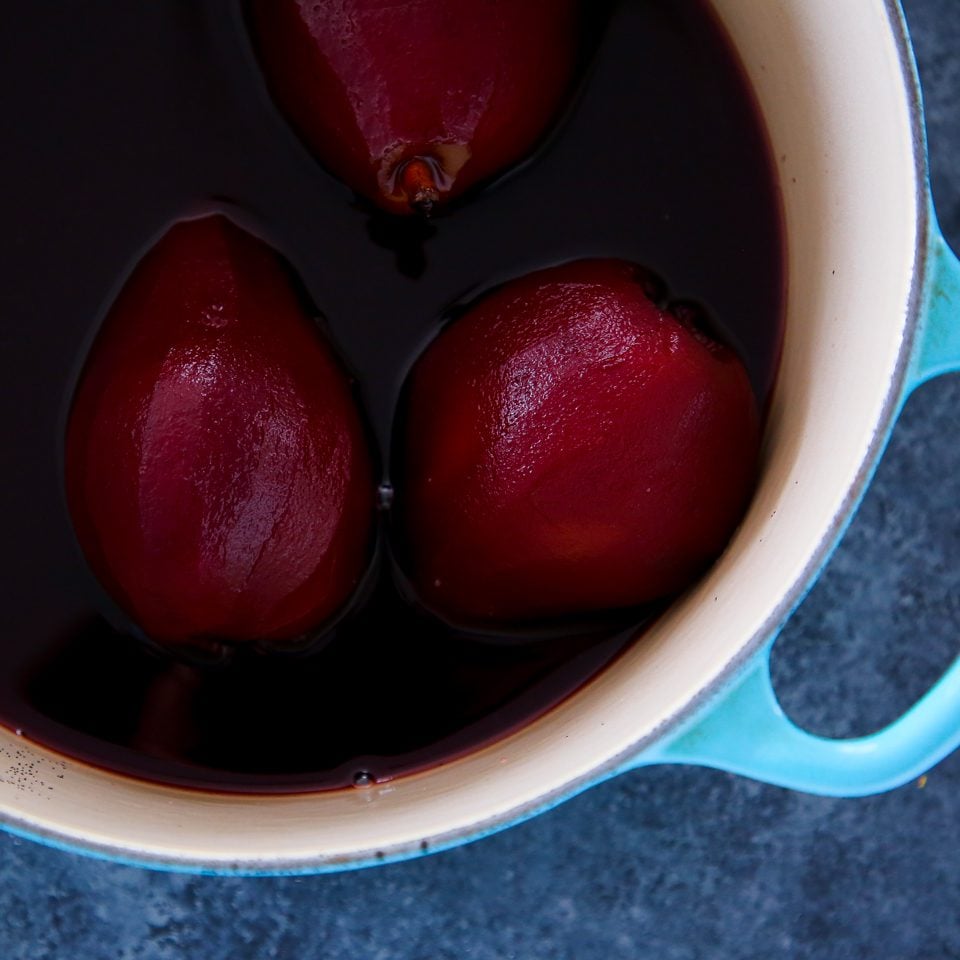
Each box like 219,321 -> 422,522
0,0 -> 933,875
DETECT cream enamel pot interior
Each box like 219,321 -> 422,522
2,0 -> 959,874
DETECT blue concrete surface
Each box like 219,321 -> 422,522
1,1 -> 958,957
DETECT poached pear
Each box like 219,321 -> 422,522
248,0 -> 582,215
399,260 -> 761,624
66,216 -> 374,649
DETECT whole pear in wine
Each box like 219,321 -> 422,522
248,0 -> 582,215
399,260 -> 760,624
66,216 -> 374,648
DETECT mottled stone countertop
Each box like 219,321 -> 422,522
1,1 -> 958,957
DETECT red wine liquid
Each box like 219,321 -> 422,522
0,0 -> 783,792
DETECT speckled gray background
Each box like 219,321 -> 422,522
2,1 -> 958,957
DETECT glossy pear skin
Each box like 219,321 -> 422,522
400,260 -> 761,624
66,216 -> 374,647
248,0 -> 581,214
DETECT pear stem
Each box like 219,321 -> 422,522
399,158 -> 441,216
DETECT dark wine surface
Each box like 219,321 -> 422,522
0,0 -> 783,792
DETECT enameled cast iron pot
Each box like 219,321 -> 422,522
1,0 -> 958,875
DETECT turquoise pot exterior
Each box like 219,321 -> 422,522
3,3 -> 958,878
626,216 -> 960,798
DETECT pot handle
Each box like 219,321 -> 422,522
634,220 -> 960,797
911,225 -> 960,386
